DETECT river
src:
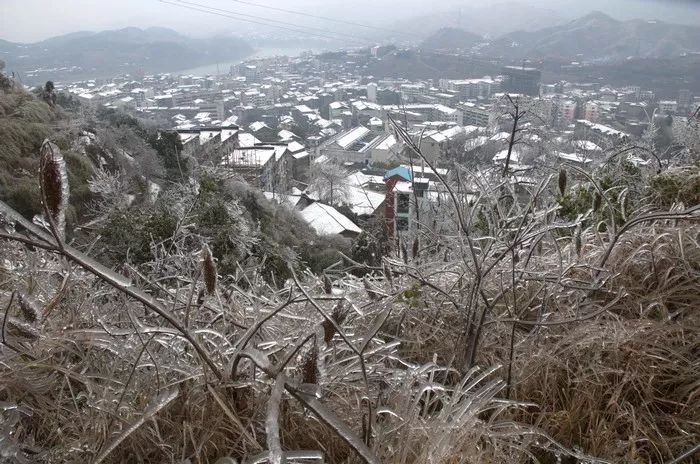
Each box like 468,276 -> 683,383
174,47 -> 323,76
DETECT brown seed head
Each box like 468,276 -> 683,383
201,244 -> 217,295
301,344 -> 319,385
558,168 -> 567,196
593,192 -> 603,212
18,293 -> 42,323
39,140 -> 68,239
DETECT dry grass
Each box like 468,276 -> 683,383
511,317 -> 699,463
1,157 -> 699,463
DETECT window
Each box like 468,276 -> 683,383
397,193 -> 410,214
396,218 -> 409,231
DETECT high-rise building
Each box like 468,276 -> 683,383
678,89 -> 692,113
501,66 -> 541,97
367,82 -> 377,103
584,101 -> 602,122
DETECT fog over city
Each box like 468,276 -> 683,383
1,0 -> 698,42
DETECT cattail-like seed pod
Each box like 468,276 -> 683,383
574,225 -> 582,257
558,168 -> 567,196
400,242 -> 408,265
39,140 -> 69,240
201,244 -> 217,295
18,293 -> 41,323
383,261 -> 393,288
7,319 -> 40,340
412,237 -> 419,259
323,274 -> 332,295
322,301 -> 347,344
301,344 -> 319,385
443,249 -> 449,262
593,191 -> 602,212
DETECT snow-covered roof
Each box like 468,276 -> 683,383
221,115 -> 239,127
493,149 -> 522,164
374,134 -> 398,151
278,130 -> 298,141
238,133 -> 262,147
300,202 -> 361,236
199,131 -> 219,145
557,152 -> 592,164
574,140 -> 602,151
223,147 -> 275,167
429,126 -> 465,143
336,126 -> 371,150
352,100 -> 382,112
490,132 -> 511,142
250,121 -> 269,132
344,186 -> 385,216
295,104 -> 314,114
347,171 -> 385,187
263,192 -> 304,208
221,129 -> 239,143
287,141 -> 305,153
178,133 -> 199,144
402,164 -> 449,177
577,120 -> 629,139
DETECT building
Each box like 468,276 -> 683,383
557,100 -> 578,124
658,100 -> 678,115
575,120 -> 630,146
400,83 -> 425,103
678,89 -> 692,113
459,102 -> 491,126
501,66 -> 541,97
383,166 -> 461,237
584,101 -> 602,122
416,126 -> 469,160
299,202 -> 362,238
320,126 -> 401,164
439,78 -> 497,100
367,83 -> 378,103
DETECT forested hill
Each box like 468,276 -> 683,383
0,27 -> 253,84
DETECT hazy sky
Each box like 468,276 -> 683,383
1,0 -> 698,43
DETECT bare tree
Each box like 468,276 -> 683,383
501,94 -> 527,177
308,161 -> 350,205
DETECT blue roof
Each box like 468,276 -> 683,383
384,166 -> 412,182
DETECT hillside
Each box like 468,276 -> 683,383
0,27 -> 253,84
0,82 -> 345,284
1,59 -> 700,463
420,27 -> 484,51
393,1 -> 568,40
482,11 -> 700,61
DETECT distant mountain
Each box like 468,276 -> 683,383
393,2 -> 568,41
0,27 -> 253,83
421,28 -> 483,51
481,11 -> 700,61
